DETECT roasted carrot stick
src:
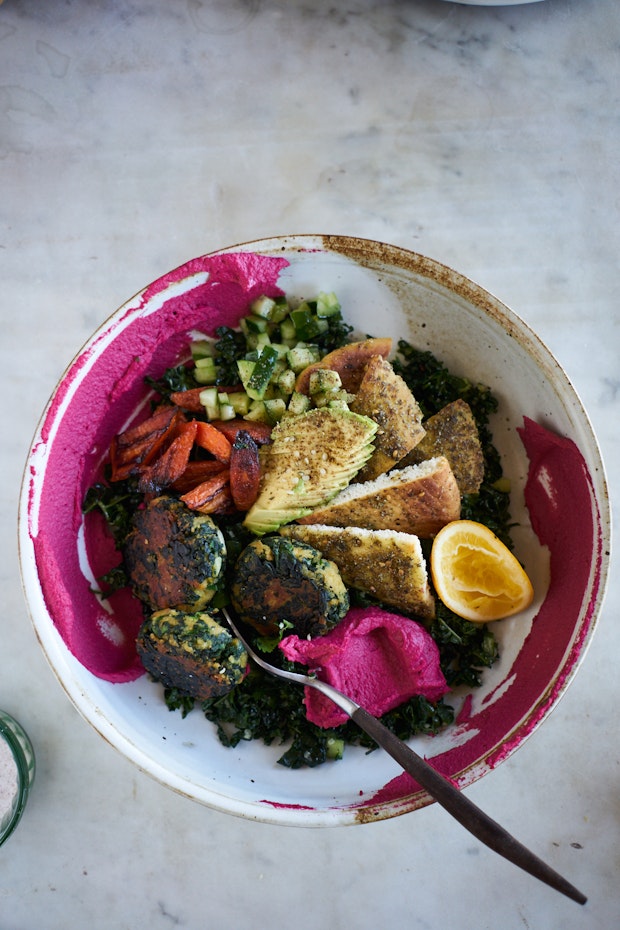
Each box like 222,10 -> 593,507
180,470 -> 231,510
229,430 -> 261,511
193,420 -> 233,463
208,418 -> 273,446
169,387 -> 205,413
170,459 -> 228,495
137,421 -> 197,493
195,486 -> 235,515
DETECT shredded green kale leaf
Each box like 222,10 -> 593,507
313,314 -> 354,353
430,604 -> 499,689
213,326 -> 248,385
193,666 -> 455,769
82,477 -> 142,548
145,363 -> 199,401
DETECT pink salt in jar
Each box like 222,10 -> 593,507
0,711 -> 35,847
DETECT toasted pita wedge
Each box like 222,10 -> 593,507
297,455 -> 460,538
349,355 -> 425,481
280,524 -> 435,620
399,399 -> 484,495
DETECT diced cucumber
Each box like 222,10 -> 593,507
309,368 -> 342,394
244,400 -> 270,424
264,398 -> 287,424
269,358 -> 288,383
276,368 -> 296,396
250,294 -> 290,323
312,390 -> 332,408
241,313 -> 270,334
326,735 -> 345,760
279,318 -> 296,343
316,291 -> 341,318
237,358 -> 256,390
286,391 -> 311,416
290,304 -> 329,341
218,403 -> 236,421
193,356 -> 217,384
286,343 -> 321,373
228,391 -> 251,416
326,396 -> 351,412
269,296 -> 291,323
255,332 -> 272,350
269,342 -> 290,360
199,387 -> 220,420
246,330 -> 272,352
250,295 -> 277,320
314,388 -> 353,410
191,339 -> 215,360
261,382 -> 284,401
238,345 -> 279,400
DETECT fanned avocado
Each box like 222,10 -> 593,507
243,407 -> 377,535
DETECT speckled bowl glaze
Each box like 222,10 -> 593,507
18,236 -> 609,826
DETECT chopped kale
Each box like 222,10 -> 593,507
213,326 -> 248,385
392,341 -> 498,426
430,604 -> 499,689
315,314 -> 354,353
146,363 -> 199,401
163,686 -> 196,718
97,564 -> 129,596
197,662 -> 454,769
82,477 -> 143,547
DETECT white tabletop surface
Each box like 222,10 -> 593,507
2,1 -> 618,928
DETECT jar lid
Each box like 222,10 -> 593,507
0,711 -> 36,847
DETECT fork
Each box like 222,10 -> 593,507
222,607 -> 586,905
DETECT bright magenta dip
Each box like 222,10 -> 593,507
28,252 -> 287,681
279,607 -> 448,728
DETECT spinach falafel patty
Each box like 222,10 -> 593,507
124,496 -> 226,612
231,535 -> 349,639
137,609 -> 248,700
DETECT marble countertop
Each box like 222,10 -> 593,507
2,1 -> 618,927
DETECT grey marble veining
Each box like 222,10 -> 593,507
1,1 -> 619,928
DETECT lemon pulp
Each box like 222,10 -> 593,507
431,520 -> 534,623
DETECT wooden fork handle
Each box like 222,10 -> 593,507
350,706 -> 587,906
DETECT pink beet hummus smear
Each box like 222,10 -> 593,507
279,607 -> 449,728
28,252 -> 287,681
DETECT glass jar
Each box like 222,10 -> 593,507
0,710 -> 36,847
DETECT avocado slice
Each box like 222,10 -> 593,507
243,407 -> 377,535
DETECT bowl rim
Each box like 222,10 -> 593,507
17,234 -> 611,826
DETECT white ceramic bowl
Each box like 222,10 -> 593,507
19,235 -> 609,826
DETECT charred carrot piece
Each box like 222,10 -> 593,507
110,407 -> 185,480
115,405 -> 178,448
229,430 -> 261,511
170,385 -> 244,412
180,470 -> 230,510
170,459 -> 228,495
209,418 -> 273,446
169,387 -> 205,413
137,421 -> 198,493
193,420 -> 233,464
141,410 -> 187,467
195,485 -> 235,515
